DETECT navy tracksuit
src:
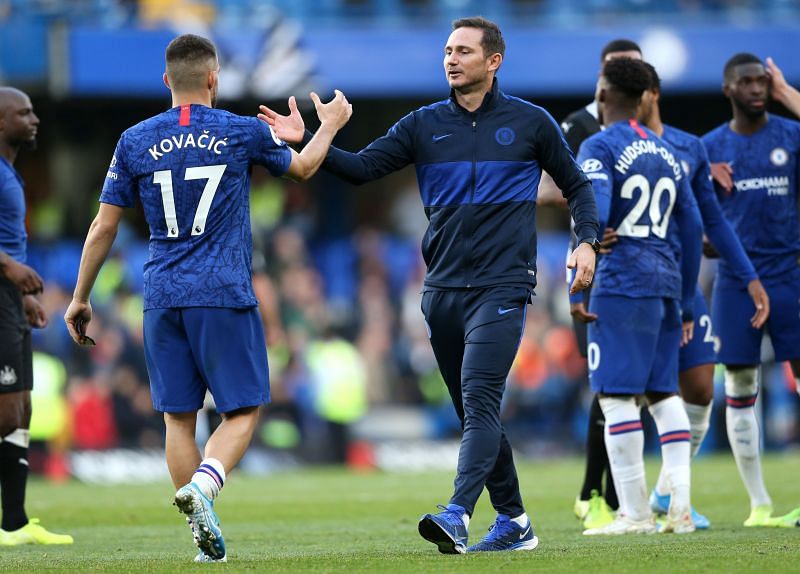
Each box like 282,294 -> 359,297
318,80 -> 598,516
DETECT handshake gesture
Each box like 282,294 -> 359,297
257,91 -> 351,145
261,90 -> 351,181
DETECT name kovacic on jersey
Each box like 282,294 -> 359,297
148,131 -> 229,161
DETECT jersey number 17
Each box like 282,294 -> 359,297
153,164 -> 227,238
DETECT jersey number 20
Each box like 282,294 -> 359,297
153,164 -> 227,238
617,175 -> 677,239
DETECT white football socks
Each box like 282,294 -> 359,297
600,396 -> 650,521
510,513 -> 529,527
683,400 -> 712,458
191,457 -> 226,501
725,368 -> 771,509
649,396 -> 691,514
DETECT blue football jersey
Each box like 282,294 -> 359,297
702,115 -> 800,281
101,104 -> 292,310
0,156 -> 27,263
577,120 -> 700,302
661,125 -> 757,285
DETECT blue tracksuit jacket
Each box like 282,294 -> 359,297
317,80 -> 599,290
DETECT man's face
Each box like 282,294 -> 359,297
725,63 -> 769,118
0,92 -> 38,150
443,27 -> 494,92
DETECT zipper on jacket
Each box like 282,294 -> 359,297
465,119 -> 477,288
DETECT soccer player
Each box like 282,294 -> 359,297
63,34 -> 351,561
633,62 -> 770,529
0,88 -> 73,547
561,38 -> 642,531
260,17 -> 599,553
702,53 -> 800,527
576,57 -> 703,535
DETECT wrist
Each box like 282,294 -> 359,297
579,238 -> 601,253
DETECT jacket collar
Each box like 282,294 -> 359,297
449,78 -> 500,114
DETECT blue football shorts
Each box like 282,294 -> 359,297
587,295 -> 681,395
143,306 -> 270,413
679,286 -> 718,372
712,271 -> 800,365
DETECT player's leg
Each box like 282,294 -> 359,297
164,411 -> 201,488
764,274 -> 800,393
583,295 -> 657,535
178,307 -> 270,560
459,287 -> 537,552
758,276 -> 800,527
651,289 -> 712,529
0,284 -> 72,546
712,279 -> 773,525
417,289 -> 470,553
144,308 -> 220,559
647,392 -> 693,534
644,300 -> 693,534
574,287 -> 617,524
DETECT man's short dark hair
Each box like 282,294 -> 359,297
723,52 -> 763,81
165,34 -> 218,92
452,16 -> 505,58
603,57 -> 652,100
642,61 -> 661,92
601,39 -> 641,62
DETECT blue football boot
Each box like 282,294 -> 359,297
174,483 -> 226,560
467,514 -> 539,552
418,504 -> 468,554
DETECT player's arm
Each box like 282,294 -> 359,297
0,249 -> 43,295
673,176 -> 703,340
538,115 -> 595,205
64,202 -> 124,346
693,149 -> 756,281
283,91 -> 352,182
692,149 -> 769,328
260,98 -> 414,185
539,113 -> 599,294
767,57 -> 800,118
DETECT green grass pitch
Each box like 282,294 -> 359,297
2,454 -> 798,573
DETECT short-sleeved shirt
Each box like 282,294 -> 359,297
577,120 -> 698,300
702,115 -> 800,281
0,155 -> 27,263
101,105 -> 291,310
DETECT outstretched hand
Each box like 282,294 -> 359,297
258,96 -> 305,145
311,90 -> 352,131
